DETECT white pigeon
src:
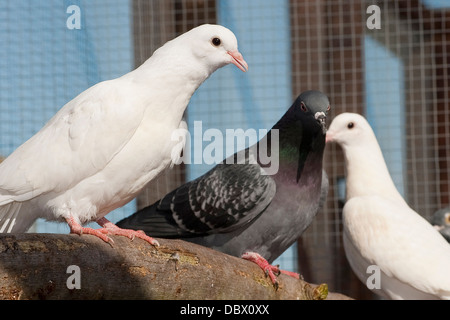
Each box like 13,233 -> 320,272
0,24 -> 248,245
326,112 -> 450,300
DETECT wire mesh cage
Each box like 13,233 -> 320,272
0,0 -> 448,299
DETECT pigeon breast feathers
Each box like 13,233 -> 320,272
344,195 -> 450,298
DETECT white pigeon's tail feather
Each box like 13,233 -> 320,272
0,202 -> 33,233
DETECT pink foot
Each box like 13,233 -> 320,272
66,216 -> 112,243
280,269 -> 301,279
96,217 -> 159,246
66,216 -> 159,247
241,252 -> 300,289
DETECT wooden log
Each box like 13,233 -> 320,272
0,233 -> 351,300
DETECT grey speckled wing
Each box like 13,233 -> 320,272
116,162 -> 276,238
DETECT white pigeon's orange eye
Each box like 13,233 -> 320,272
211,37 -> 221,46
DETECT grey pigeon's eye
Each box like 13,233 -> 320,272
347,122 -> 355,129
300,102 -> 307,112
211,37 -> 221,46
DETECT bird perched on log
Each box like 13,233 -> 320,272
117,90 -> 330,286
0,24 -> 248,246
326,112 -> 450,300
431,207 -> 450,243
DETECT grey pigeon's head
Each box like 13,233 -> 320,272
273,90 -> 331,143
295,90 -> 331,135
271,90 -> 330,182
275,90 -> 330,138
171,24 -> 248,73
431,207 -> 450,227
431,207 -> 450,242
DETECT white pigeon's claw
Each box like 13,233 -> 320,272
102,228 -> 160,247
66,216 -> 113,244
96,217 -> 160,247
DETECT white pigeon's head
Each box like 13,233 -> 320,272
176,24 -> 248,73
326,112 -> 376,148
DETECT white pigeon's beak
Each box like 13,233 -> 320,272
325,131 -> 334,143
227,50 -> 248,72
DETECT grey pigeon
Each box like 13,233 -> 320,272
117,90 -> 330,285
431,207 -> 450,243
0,24 -> 247,245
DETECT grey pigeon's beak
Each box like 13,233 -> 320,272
315,112 -> 327,134
227,50 -> 249,72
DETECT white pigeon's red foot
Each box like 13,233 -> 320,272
241,251 -> 300,289
96,217 -> 160,246
66,216 -> 159,246
66,216 -> 112,243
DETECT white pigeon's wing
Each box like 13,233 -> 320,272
0,79 -> 144,204
344,195 -> 450,299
